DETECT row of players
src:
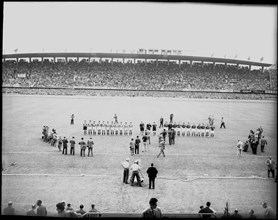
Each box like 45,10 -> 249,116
81,120 -> 215,137
82,121 -> 133,135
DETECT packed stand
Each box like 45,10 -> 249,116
2,59 -> 274,92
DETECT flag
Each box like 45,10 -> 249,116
234,55 -> 238,58
248,56 -> 251,60
211,53 -> 214,57
224,54 -> 226,58
14,48 -> 18,52
260,57 -> 264,62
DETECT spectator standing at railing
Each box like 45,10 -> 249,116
199,201 -> 216,218
142,198 -> 162,218
3,201 -> 15,215
26,204 -> 37,216
36,200 -> 47,216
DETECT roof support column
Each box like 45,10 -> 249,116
262,66 -> 264,72
249,65 -> 251,71
168,59 -> 169,66
179,60 -> 181,68
190,60 -> 192,68
123,58 -> 125,63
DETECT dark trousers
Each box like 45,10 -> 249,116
261,144 -> 265,152
62,147 -> 67,155
159,122 -> 163,128
172,137 -> 175,145
251,143 -> 258,154
71,119 -> 74,124
149,177 -> 155,189
268,169 -> 275,178
70,147 -> 75,155
169,137 -> 172,145
80,149 -> 85,157
220,122 -> 226,128
88,147 -> 93,156
130,171 -> 142,186
135,146 -> 139,154
123,168 -> 129,183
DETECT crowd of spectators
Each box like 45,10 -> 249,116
3,198 -> 276,218
2,59 -> 277,99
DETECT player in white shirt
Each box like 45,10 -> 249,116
106,121 -> 110,135
176,123 -> 181,136
129,122 -> 133,135
88,120 -> 92,135
92,121 -> 96,135
119,122 -> 123,135
115,122 -> 119,135
97,121 -> 101,135
124,122 -> 128,135
101,121 -> 105,135
205,124 -> 210,137
110,121 -> 114,135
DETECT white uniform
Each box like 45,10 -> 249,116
124,123 -> 128,135
129,123 -> 133,135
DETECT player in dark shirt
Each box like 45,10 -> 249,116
152,122 -> 157,136
146,123 -> 152,131
159,117 -> 164,128
140,122 -> 145,136
62,137 -> 68,155
186,123 -> 191,136
135,136 -> 141,154
196,124 -> 201,137
83,121 -> 87,135
191,123 -> 196,136
182,123 -> 186,136
161,129 -> 167,142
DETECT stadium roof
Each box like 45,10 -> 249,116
2,52 -> 272,67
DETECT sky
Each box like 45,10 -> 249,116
2,2 -> 277,64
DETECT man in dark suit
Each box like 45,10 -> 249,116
199,201 -> 216,218
62,137 -> 68,155
146,163 -> 158,189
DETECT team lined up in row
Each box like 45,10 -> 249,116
82,120 -> 133,135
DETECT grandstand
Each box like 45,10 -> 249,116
2,52 -> 277,100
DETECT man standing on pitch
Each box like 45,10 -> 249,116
87,137 -> 94,157
70,137 -> 75,155
146,163 -> 158,189
135,136 -> 141,154
121,158 -> 130,184
62,137 -> 68,155
78,137 -> 86,157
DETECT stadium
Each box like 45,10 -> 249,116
2,2 -> 277,219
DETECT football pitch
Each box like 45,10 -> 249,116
1,94 -> 277,217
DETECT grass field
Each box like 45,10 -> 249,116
1,94 -> 277,218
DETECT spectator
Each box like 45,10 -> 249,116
26,204 -> 37,216
82,204 -> 101,217
76,204 -> 86,215
262,202 -> 275,219
230,209 -> 242,218
142,198 -> 162,218
248,209 -> 257,219
66,203 -> 74,211
3,201 -> 15,215
199,201 -> 216,218
56,202 -> 69,217
36,200 -> 47,216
